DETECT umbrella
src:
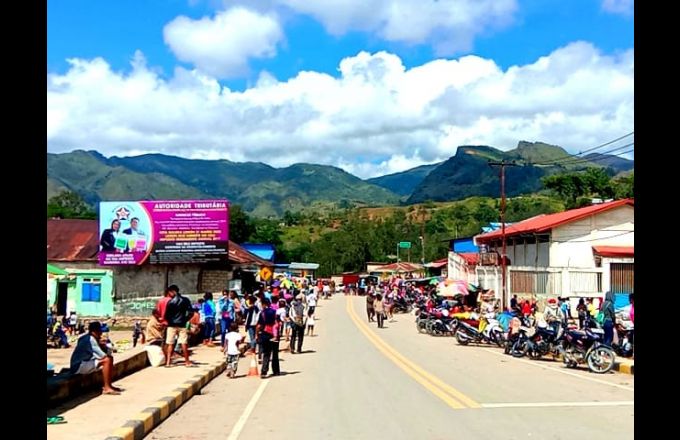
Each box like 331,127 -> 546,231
272,279 -> 281,287
280,278 -> 293,289
437,280 -> 469,297
429,278 -> 439,285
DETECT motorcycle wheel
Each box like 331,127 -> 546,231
586,346 -> 616,374
416,320 -> 428,334
493,330 -> 506,348
425,321 -> 434,335
528,345 -> 542,360
511,339 -> 528,358
456,332 -> 469,346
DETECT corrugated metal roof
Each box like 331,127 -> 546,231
47,219 -> 99,261
457,252 -> 480,265
475,198 -> 634,243
372,262 -> 423,273
288,262 -> 320,270
593,246 -> 634,258
47,219 -> 272,266
47,263 -> 69,275
229,241 -> 273,266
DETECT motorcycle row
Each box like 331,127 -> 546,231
407,297 -> 633,374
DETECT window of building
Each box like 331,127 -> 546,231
82,278 -> 102,302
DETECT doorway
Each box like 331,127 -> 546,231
56,282 -> 68,316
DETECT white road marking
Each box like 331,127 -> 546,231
480,348 -> 634,392
481,401 -> 634,409
226,379 -> 270,440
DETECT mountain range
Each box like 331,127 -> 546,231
47,151 -> 399,217
405,142 -> 633,203
47,142 -> 633,216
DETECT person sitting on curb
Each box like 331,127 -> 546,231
145,309 -> 165,346
69,321 -> 121,395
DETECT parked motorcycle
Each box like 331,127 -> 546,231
559,325 -> 616,374
455,316 -> 501,346
521,323 -> 565,360
612,323 -> 634,358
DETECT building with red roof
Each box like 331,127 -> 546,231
472,199 -> 634,303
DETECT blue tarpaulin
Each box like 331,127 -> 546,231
614,293 -> 631,310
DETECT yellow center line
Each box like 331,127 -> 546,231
346,297 -> 480,410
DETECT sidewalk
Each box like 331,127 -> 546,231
47,344 -> 226,440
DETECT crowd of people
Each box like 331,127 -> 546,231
144,279 -> 325,378
62,278 -> 327,396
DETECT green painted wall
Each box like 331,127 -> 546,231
67,270 -> 114,317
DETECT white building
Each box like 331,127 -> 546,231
473,199 -> 634,306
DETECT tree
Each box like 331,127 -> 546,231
229,204 -> 255,243
543,168 -> 623,208
250,219 -> 283,247
473,204 -> 498,224
542,173 -> 581,206
582,168 -> 615,199
613,173 -> 634,199
47,191 -> 96,219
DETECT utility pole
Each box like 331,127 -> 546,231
488,160 -> 519,309
420,206 -> 426,265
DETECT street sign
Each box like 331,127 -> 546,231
259,267 -> 273,281
399,241 -> 412,249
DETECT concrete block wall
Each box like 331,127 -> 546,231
200,270 -> 232,293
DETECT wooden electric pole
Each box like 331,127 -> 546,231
488,160 -> 519,309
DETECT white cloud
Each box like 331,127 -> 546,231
47,42 -> 633,178
602,0 -> 634,16
275,0 -> 517,54
163,7 -> 283,78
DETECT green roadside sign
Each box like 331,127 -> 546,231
399,241 -> 412,249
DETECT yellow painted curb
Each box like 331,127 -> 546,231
107,427 -> 134,440
615,362 -> 634,375
129,411 -> 154,433
106,360 -> 226,440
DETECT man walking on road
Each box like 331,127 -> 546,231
374,293 -> 385,328
289,294 -> 307,353
257,298 -> 280,378
366,292 -> 375,322
307,289 -> 317,316
164,285 -> 194,367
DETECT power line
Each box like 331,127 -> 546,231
555,144 -> 635,167
532,131 -> 634,165
547,144 -> 634,168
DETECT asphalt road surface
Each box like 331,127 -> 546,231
148,295 -> 634,440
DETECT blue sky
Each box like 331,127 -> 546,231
48,0 -> 633,89
47,0 -> 634,177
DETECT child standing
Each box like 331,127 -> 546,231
306,309 -> 315,337
224,322 -> 243,378
132,320 -> 143,347
68,311 -> 78,335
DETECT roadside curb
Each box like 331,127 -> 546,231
104,360 -> 226,440
614,361 -> 634,375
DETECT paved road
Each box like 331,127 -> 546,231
149,296 -> 634,440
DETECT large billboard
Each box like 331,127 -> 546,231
98,200 -> 229,265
